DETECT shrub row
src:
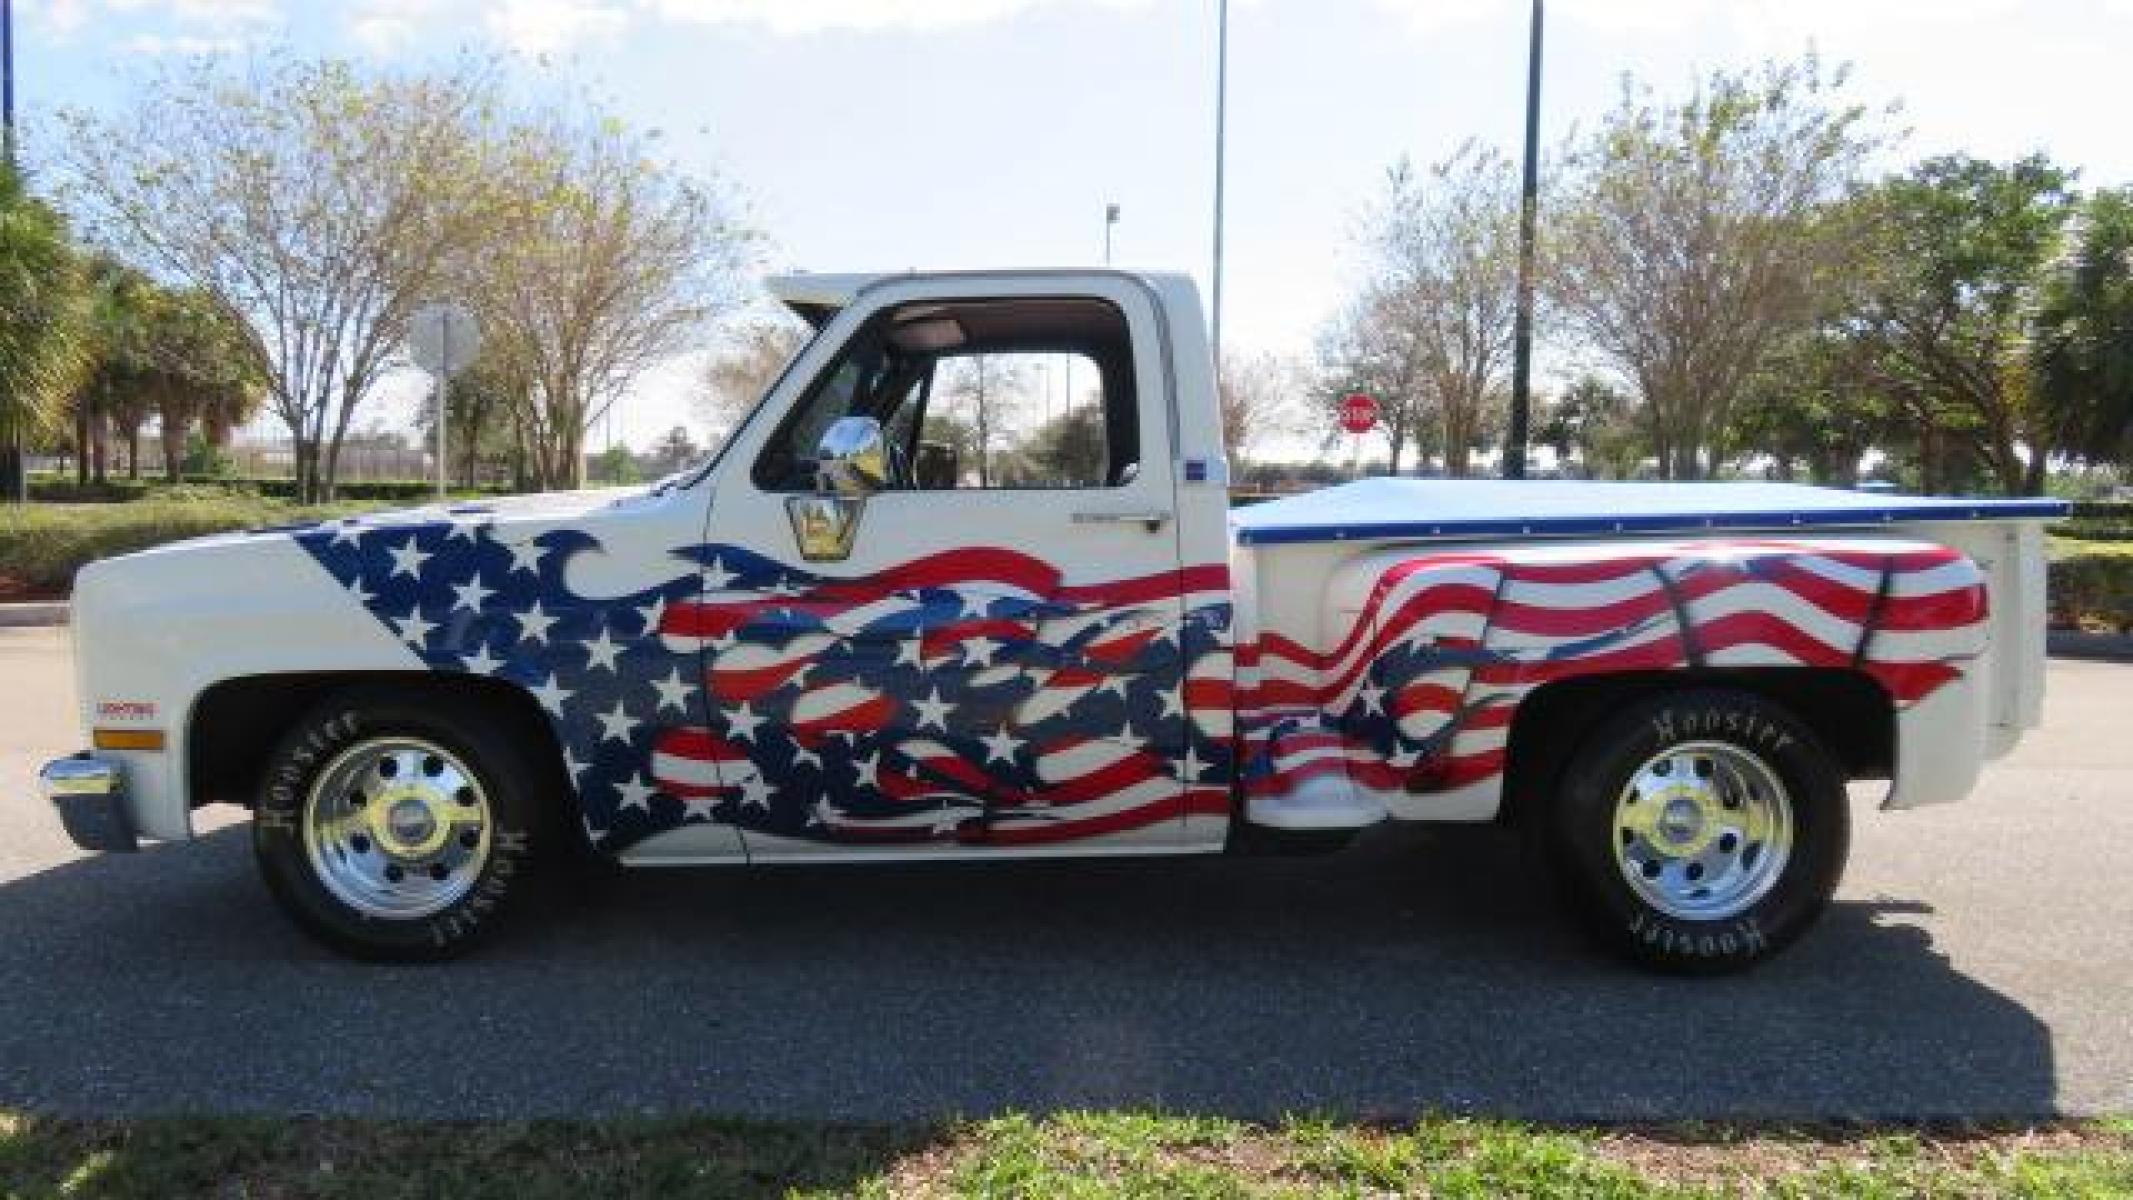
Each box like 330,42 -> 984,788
2050,554 -> 2133,632
0,499 -> 362,597
28,477 -> 513,505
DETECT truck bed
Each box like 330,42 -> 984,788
1230,479 -> 2068,546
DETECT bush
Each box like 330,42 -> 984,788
0,498 -> 362,598
2048,554 -> 2133,632
27,475 -> 513,504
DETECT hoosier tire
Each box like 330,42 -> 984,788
252,689 -> 550,961
1549,688 -> 1850,975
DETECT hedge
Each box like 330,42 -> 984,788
28,477 -> 513,505
0,499 -> 363,598
2050,553 -> 2133,632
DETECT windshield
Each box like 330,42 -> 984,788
665,319 -> 830,494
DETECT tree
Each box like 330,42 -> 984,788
1537,375 -> 1645,479
0,166 -> 88,502
1849,155 -> 2076,495
1315,284 -> 1434,474
472,102 -> 753,490
1217,350 -> 1297,471
941,356 -> 1027,487
137,289 -> 266,483
1362,146 -> 1521,477
699,320 -> 806,435
1004,404 -> 1106,485
1730,327 -> 1894,485
2032,186 -> 2133,471
1551,55 -> 1880,479
60,55 -> 502,501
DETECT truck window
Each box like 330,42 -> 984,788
751,296 -> 1138,492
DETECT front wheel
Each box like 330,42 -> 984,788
1549,688 -> 1850,975
252,690 -> 549,961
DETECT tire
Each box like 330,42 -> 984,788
1548,687 -> 1850,975
252,688 -> 552,961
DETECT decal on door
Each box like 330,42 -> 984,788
294,514 -> 1233,851
1237,540 -> 1989,806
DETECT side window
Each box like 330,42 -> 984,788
752,296 -> 1139,493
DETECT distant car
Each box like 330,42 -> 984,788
1855,480 -> 1902,494
42,269 -> 2067,974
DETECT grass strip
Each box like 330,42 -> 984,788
3,1111 -> 2127,1199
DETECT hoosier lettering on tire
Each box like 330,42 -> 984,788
252,688 -> 550,961
1548,688 -> 1851,975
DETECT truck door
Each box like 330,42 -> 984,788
675,277 -> 1198,855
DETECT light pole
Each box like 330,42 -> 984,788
3,0 -> 23,503
1506,0 -> 1543,481
1210,0 -> 1229,388
1104,202 -> 1119,264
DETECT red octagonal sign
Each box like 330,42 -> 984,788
1339,392 -> 1379,435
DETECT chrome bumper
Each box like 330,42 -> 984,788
39,753 -> 138,853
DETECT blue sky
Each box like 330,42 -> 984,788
16,0 -> 2133,454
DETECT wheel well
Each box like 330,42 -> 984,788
1496,668 -> 1894,829
187,673 -> 566,810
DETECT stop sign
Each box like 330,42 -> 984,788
1339,393 -> 1379,434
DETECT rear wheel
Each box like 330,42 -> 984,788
252,690 -> 549,960
1548,688 -> 1849,974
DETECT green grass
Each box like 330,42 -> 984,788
2,1112 -> 2128,1199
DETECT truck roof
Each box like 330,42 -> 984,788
765,269 -> 1199,325
1231,478 -> 2070,546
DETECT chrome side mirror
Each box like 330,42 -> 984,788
814,416 -> 889,495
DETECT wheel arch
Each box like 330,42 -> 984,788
1497,668 -> 1893,830
188,672 -> 570,814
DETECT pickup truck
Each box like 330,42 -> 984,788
40,269 -> 2067,972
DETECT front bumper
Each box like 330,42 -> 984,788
39,753 -> 138,853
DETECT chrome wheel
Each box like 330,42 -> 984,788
302,737 -> 492,920
1612,740 -> 1793,921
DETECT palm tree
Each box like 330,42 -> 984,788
0,166 -> 88,502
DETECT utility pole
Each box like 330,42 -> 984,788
1210,0 -> 1229,389
3,0 -> 23,503
1506,0 -> 1543,481
1104,202 -> 1119,265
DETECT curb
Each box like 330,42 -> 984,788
0,602 -> 69,628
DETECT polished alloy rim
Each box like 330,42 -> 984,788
1612,740 -> 1793,921
302,737 -> 492,920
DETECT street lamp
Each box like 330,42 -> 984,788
1506,0 -> 1544,480
1210,0 -> 1229,387
1104,203 -> 1120,265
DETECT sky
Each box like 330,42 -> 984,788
15,0 -> 2133,456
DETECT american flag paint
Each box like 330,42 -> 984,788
294,510 -> 1989,851
1234,538 -> 1990,809
294,513 -> 1234,852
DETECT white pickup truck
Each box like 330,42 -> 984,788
41,269 -> 2066,972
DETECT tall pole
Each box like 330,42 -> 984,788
1210,0 -> 1229,386
1104,202 -> 1119,265
3,0 -> 23,503
434,320 -> 449,502
1506,0 -> 1543,481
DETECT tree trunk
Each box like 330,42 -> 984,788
91,410 -> 108,485
126,424 -> 141,481
162,418 -> 186,484
75,401 -> 91,487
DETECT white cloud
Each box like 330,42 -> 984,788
645,0 -> 1151,37
349,0 -> 448,52
30,0 -> 282,48
120,30 -> 247,54
484,0 -> 631,54
1373,0 -> 2028,39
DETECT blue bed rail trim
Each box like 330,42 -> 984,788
1228,494 -> 2073,545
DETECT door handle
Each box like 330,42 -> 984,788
1072,510 -> 1173,531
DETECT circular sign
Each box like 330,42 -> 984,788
409,303 -> 481,378
1339,392 -> 1379,435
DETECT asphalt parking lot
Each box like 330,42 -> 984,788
2,624 -> 2128,1122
